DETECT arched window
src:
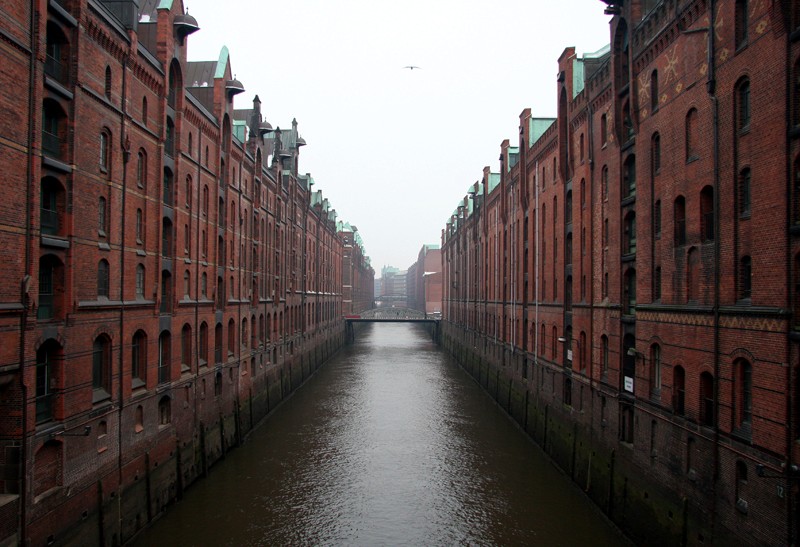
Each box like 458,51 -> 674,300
92,335 -> 111,396
97,259 -> 110,298
201,272 -> 207,298
131,330 -> 146,387
227,318 -> 236,357
183,269 -> 190,297
214,323 -> 223,364
737,78 -> 751,132
45,22 -> 69,84
700,186 -> 714,241
135,264 -> 145,299
142,96 -> 148,126
137,149 -> 147,188
739,167 -> 751,216
733,359 -> 753,429
699,371 -> 714,426
650,344 -> 661,395
686,108 -> 699,161
739,255 -> 752,300
181,323 -> 192,372
168,59 -> 181,109
687,246 -> 700,302
623,154 -> 636,198
163,167 -> 174,206
673,365 -> 686,414
199,322 -> 209,365
99,129 -> 111,172
565,190 -> 572,225
165,117 -> 175,157
600,113 -> 608,146
162,217 -> 173,258
650,69 -> 659,112
651,132 -> 661,176
104,66 -> 112,99
160,270 -> 172,313
624,268 -> 636,315
674,196 -> 686,245
38,254 -> 64,320
601,165 -> 608,200
42,99 -> 66,159
624,211 -> 636,255
158,331 -> 171,384
36,340 -> 62,423
735,0 -> 748,49
135,208 -> 143,244
40,177 -> 64,237
622,100 -> 633,141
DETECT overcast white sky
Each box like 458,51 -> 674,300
182,0 -> 611,275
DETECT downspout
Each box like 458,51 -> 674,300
20,2 -> 38,541
534,161 -> 540,388
708,0 -> 721,539
785,5 -> 797,544
116,50 -> 131,543
587,97 -> 596,432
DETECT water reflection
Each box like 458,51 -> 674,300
136,323 -> 625,546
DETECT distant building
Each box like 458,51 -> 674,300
338,221 -> 374,315
407,245 -> 442,316
377,266 -> 407,307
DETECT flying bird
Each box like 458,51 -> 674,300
403,66 -> 421,70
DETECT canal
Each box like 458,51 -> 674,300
135,323 -> 627,546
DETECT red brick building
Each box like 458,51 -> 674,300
407,244 -> 442,317
443,1 -> 800,544
0,0 -> 363,544
338,220 -> 374,315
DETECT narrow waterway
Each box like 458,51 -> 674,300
135,323 -> 626,546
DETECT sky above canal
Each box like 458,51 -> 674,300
182,0 -> 611,274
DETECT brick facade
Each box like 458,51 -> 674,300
442,1 -> 800,545
0,0 -> 365,544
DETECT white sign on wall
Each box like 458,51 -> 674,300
624,376 -> 634,393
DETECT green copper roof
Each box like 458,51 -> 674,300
232,120 -> 246,143
529,118 -> 556,148
573,58 -> 585,98
215,46 -> 229,79
157,0 -> 174,9
487,172 -> 501,194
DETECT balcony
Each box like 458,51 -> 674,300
40,208 -> 59,236
42,130 -> 61,158
35,392 -> 54,423
44,55 -> 67,84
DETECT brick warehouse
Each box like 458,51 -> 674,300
442,1 -> 799,545
0,0 -> 374,544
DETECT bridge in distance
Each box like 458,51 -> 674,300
344,308 -> 441,342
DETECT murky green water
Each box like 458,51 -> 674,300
136,323 -> 626,546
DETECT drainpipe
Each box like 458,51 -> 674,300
708,0 -> 721,539
20,1 -> 39,542
587,97 -> 596,433
534,161 -> 540,390
785,7 -> 797,544
117,50 -> 131,544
